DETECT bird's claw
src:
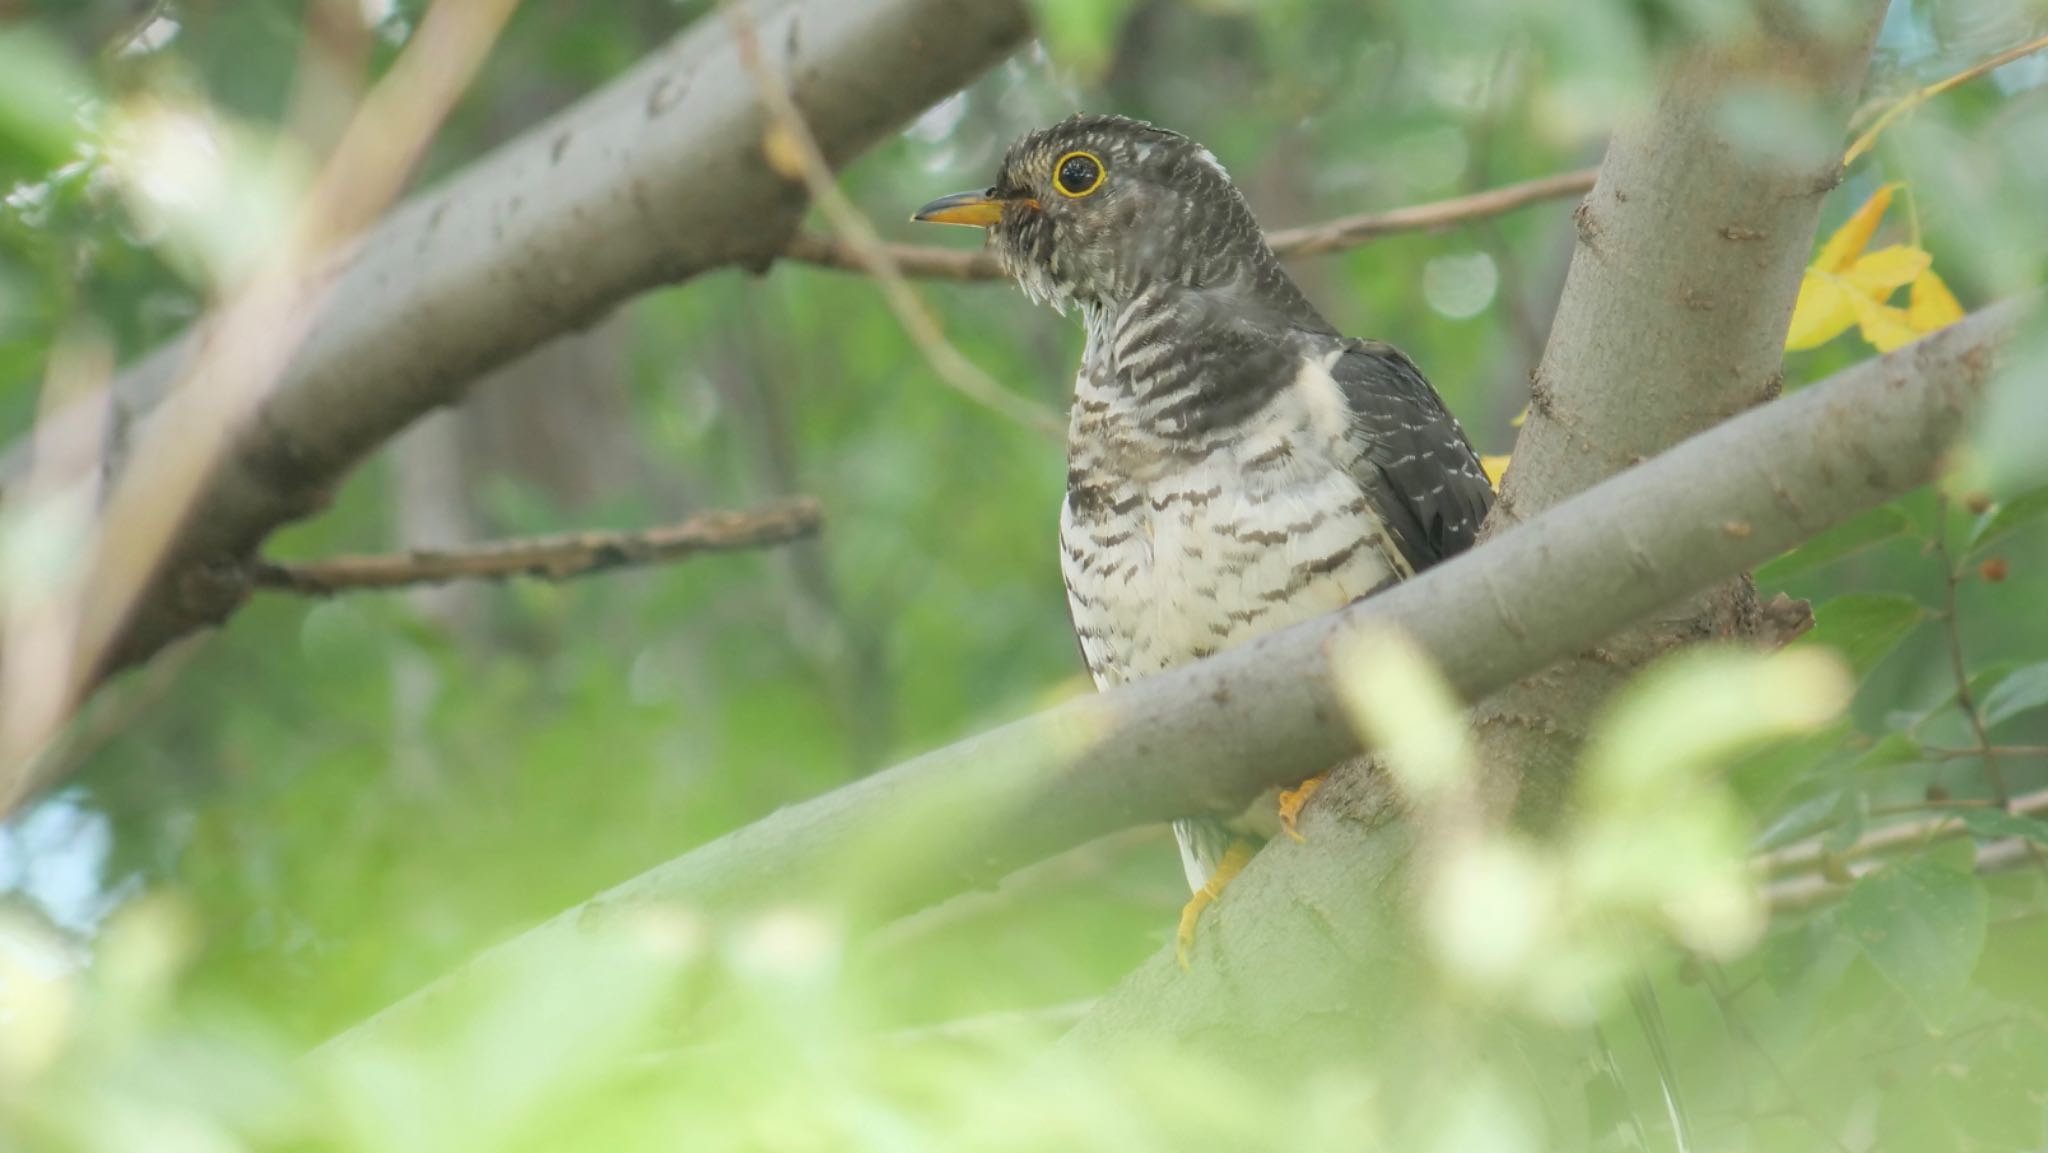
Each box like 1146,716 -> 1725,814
1277,773 -> 1326,842
1174,838 -> 1255,969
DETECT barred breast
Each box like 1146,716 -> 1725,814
1060,350 -> 1406,689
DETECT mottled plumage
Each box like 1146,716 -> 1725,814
919,115 -> 1493,890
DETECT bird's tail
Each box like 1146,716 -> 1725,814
1172,816 -> 1240,892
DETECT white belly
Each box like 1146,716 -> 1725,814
1061,443 -> 1397,688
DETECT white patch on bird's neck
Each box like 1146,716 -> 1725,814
1293,347 -> 1353,446
997,238 -> 1072,316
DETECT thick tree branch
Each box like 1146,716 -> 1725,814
313,297 -> 2025,1063
779,168 -> 1599,279
250,497 -> 821,595
26,0 -> 1031,687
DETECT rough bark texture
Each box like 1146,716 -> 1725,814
1066,3 -> 1893,1063
1473,9 -> 1886,824
313,293 -> 2022,1062
72,0 -> 1032,677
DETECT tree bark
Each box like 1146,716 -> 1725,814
310,292 -> 2023,1063
52,0 -> 1032,682
1065,2 -> 1893,1062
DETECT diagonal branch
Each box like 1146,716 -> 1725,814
311,297 -> 2027,1064
250,497 -> 821,595
779,168 -> 1600,280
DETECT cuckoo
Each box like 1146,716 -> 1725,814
915,114 -> 1494,966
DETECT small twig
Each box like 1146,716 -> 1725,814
1844,33 -> 2048,164
781,168 -> 1600,281
1869,797 -> 1993,817
1933,494 -> 2018,810
1937,485 -> 2048,880
1757,783 -> 2048,879
251,497 -> 821,595
1927,744 -> 2048,761
723,6 -> 1064,438
1268,168 -> 1600,258
1767,833 -> 2040,913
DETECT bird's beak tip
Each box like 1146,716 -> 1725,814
912,191 -> 1006,228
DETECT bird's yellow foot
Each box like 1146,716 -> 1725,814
1277,772 -> 1328,842
1176,838 -> 1255,969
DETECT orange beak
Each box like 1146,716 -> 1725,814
912,190 -> 1027,227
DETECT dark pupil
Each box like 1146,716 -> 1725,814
1059,155 -> 1099,194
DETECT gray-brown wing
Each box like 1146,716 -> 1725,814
1332,340 -> 1494,573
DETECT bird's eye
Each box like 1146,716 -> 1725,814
1054,151 -> 1105,198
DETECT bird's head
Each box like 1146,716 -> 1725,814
912,115 -> 1285,318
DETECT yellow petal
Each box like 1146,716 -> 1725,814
1509,406 -> 1529,429
1908,269 -> 1964,333
1786,271 -> 1857,351
1842,244 -> 1931,296
1813,183 -> 1899,274
1847,289 -> 1918,352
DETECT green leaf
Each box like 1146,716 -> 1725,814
1823,788 -> 1868,853
1953,808 -> 2048,846
1799,593 -> 1927,676
1967,486 -> 2048,552
1756,504 -> 1914,584
1842,854 -> 1987,1028
1876,1018 -> 2048,1151
1853,730 -> 1924,770
1885,662 -> 2021,734
1981,661 -> 2048,730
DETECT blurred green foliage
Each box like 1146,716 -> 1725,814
0,1 -> 2046,1150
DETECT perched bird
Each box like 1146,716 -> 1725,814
914,114 -> 1494,965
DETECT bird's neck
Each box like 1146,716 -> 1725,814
1086,248 -> 1333,340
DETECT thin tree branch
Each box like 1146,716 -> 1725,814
779,168 -> 1600,281
312,297 -> 2027,1064
249,497 -> 821,595
1929,745 -> 2048,760
1757,782 -> 2048,880
725,5 -> 1064,437
1765,827 -> 2043,912
1843,32 -> 2048,163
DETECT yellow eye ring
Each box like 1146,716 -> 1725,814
1053,150 -> 1106,198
